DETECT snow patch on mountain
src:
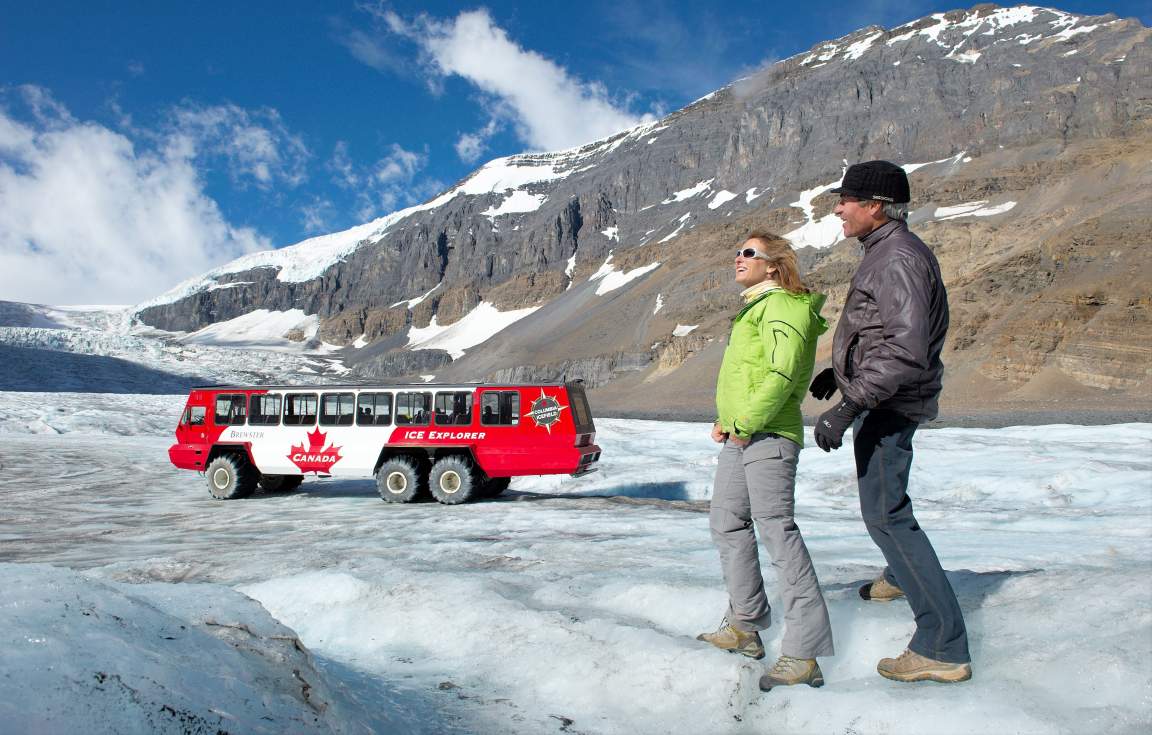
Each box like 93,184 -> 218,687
179,309 -> 329,352
482,190 -> 547,219
590,255 -> 662,297
935,200 -> 1018,220
663,180 -> 714,204
708,190 -> 738,210
659,213 -> 693,244
406,302 -> 540,359
391,282 -> 442,310
782,175 -> 846,250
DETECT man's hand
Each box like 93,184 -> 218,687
814,398 -> 863,451
809,368 -> 837,400
711,422 -> 729,444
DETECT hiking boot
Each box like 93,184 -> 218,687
859,575 -> 904,601
696,618 -> 765,659
877,649 -> 972,683
759,656 -> 824,691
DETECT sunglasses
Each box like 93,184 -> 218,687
735,247 -> 769,260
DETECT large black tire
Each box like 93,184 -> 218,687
428,456 -> 477,505
376,457 -> 423,503
205,455 -> 258,500
259,474 -> 303,492
480,477 -> 511,497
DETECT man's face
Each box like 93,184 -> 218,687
734,241 -> 771,287
834,195 -> 884,238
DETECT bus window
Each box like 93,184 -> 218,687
214,394 -> 247,426
481,391 -> 519,426
283,393 -> 318,426
435,391 -> 473,425
395,392 -> 431,426
320,393 -> 356,426
183,405 -> 207,426
357,393 -> 392,426
249,394 -> 282,426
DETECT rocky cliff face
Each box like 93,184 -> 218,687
134,5 -> 1152,418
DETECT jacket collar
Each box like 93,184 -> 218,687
731,285 -> 793,321
859,218 -> 905,251
740,279 -> 780,303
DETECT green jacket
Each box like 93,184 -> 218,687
716,288 -> 828,446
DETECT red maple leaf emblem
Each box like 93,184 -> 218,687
287,427 -> 343,474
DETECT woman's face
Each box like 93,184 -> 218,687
734,240 -> 775,287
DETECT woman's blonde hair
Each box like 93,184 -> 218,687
744,231 -> 809,294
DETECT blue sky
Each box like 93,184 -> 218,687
1,1 -> 1148,304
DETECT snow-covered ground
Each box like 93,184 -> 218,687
1,389 -> 1150,734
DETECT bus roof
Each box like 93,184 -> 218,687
189,381 -> 578,392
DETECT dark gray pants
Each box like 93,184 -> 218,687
855,410 -> 971,664
709,434 -> 834,658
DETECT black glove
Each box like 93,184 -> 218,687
809,368 -> 837,400
814,398 -> 863,452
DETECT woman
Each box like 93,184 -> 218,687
696,232 -> 834,691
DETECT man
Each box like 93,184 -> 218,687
698,233 -> 834,692
809,160 -> 972,683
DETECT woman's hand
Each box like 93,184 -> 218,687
711,422 -> 729,443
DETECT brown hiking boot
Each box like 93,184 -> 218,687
859,575 -> 904,601
759,656 -> 824,691
877,649 -> 972,683
696,618 -> 765,659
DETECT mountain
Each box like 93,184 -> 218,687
131,5 -> 1151,420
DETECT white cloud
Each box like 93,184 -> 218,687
299,198 -> 335,235
0,88 -> 269,305
374,143 -> 424,184
385,9 -> 655,152
164,103 -> 309,188
327,140 -> 359,188
327,140 -> 440,221
454,118 -> 500,164
454,131 -> 486,164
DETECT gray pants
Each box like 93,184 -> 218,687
709,434 -> 835,659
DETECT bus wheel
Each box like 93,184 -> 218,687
205,455 -> 257,500
429,456 -> 477,505
259,474 -> 303,492
376,458 -> 421,503
481,477 -> 511,497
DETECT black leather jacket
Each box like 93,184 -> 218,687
831,220 -> 949,422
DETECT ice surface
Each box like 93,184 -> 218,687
1,322 -> 347,388
0,563 -> 390,734
0,401 -> 1149,734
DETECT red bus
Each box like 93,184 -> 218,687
169,381 -> 600,504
